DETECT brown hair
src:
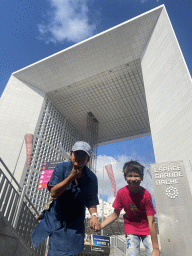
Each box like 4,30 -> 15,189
123,160 -> 144,180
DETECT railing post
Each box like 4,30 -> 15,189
13,184 -> 27,229
45,237 -> 49,255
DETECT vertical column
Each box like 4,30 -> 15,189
0,75 -> 45,185
141,8 -> 192,190
151,161 -> 192,255
86,112 -> 99,173
142,7 -> 192,255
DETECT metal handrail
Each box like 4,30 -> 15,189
116,236 -> 126,253
0,157 -> 39,215
0,157 -> 46,255
0,157 -> 21,188
110,235 -> 126,253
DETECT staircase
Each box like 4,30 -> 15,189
0,158 -> 46,256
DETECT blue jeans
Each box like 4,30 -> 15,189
126,234 -> 153,256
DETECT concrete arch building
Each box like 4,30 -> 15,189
0,5 -> 192,212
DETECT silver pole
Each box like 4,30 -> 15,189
145,170 -> 149,192
146,169 -> 155,200
13,184 -> 27,229
45,237 -> 49,256
147,168 -> 152,178
101,166 -> 104,235
11,138 -> 25,184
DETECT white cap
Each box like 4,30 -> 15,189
72,141 -> 91,156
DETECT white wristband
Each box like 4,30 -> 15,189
91,213 -> 98,218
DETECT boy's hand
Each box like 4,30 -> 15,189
151,248 -> 160,256
93,221 -> 101,232
90,216 -> 101,231
94,222 -> 103,232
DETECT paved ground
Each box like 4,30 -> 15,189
110,247 -> 148,256
109,247 -> 124,256
110,247 -> 161,256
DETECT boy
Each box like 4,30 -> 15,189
95,161 -> 159,256
32,141 -> 101,256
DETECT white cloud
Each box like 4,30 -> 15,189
38,0 -> 96,44
96,154 -> 154,204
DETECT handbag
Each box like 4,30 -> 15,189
37,198 -> 54,220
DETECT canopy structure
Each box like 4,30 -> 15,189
12,6 -> 164,145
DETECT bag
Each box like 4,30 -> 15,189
37,198 -> 54,220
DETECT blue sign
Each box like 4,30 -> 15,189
92,234 -> 110,247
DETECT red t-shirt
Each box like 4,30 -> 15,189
113,186 -> 156,236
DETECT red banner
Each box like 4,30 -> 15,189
105,164 -> 117,197
24,134 -> 34,169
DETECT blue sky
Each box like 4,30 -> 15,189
1,0 -> 192,202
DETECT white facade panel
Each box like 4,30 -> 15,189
141,8 -> 192,191
0,77 -> 85,211
21,97 -> 84,211
0,76 -> 45,184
